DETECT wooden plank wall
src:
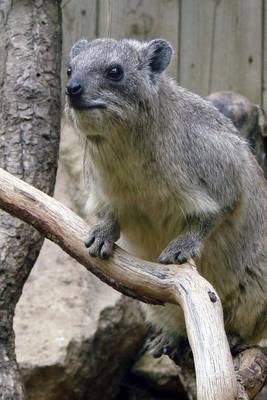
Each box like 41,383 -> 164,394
62,0 -> 266,110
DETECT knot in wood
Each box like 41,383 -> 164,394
208,290 -> 217,303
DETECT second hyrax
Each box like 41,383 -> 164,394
65,38 -> 267,357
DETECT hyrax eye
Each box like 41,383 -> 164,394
106,65 -> 124,81
67,67 -> 72,77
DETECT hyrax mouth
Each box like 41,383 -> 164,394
68,98 -> 107,111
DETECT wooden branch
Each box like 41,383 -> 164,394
0,167 -> 265,400
174,345 -> 267,400
235,347 -> 267,400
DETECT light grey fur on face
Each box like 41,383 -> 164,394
66,38 -> 267,356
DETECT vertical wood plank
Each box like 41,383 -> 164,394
98,0 -> 180,79
210,0 -> 262,104
179,0 -> 216,95
263,0 -> 267,111
179,0 -> 262,103
61,0 -> 98,87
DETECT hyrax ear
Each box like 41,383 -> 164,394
144,39 -> 173,74
70,39 -> 89,59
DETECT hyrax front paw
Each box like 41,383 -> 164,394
158,235 -> 200,264
85,220 -> 119,259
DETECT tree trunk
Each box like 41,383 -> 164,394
0,0 -> 61,398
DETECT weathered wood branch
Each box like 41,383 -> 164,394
175,346 -> 267,400
234,347 -> 267,400
0,167 -> 266,400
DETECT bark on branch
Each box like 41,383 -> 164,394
0,167 -> 266,400
0,1 -> 61,398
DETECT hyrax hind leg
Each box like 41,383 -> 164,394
141,303 -> 191,363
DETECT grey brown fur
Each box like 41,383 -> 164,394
65,38 -> 267,354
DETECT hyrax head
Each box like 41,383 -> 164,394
65,38 -> 173,134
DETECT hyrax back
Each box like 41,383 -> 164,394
66,38 -> 267,353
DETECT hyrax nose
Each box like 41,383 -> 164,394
65,81 -> 83,97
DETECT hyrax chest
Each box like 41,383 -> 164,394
89,140 -> 186,260
112,185 -> 184,261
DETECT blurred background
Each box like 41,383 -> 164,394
13,1 -> 267,400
